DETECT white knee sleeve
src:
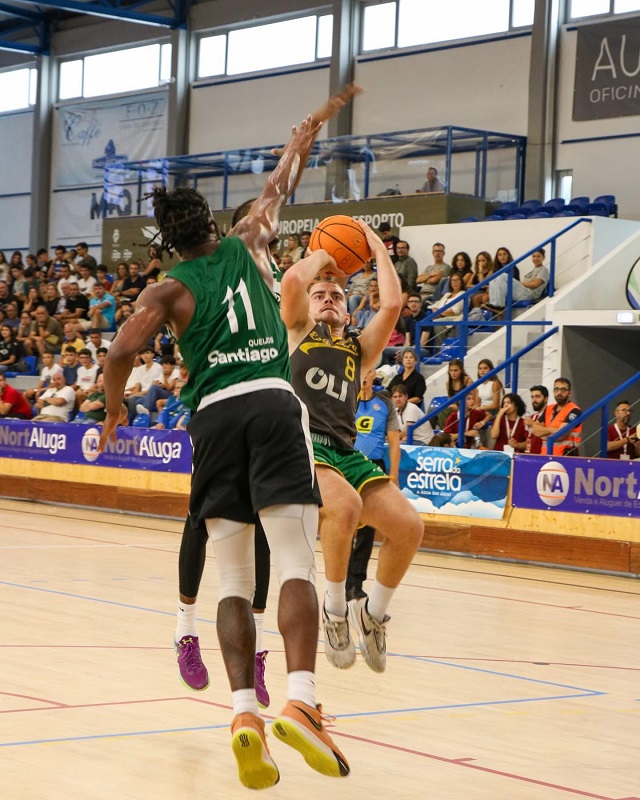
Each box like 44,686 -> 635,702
258,504 -> 318,587
205,518 -> 255,602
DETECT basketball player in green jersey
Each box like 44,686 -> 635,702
99,117 -> 349,790
282,221 -> 424,674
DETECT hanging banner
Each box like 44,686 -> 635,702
387,445 -> 511,519
0,420 -> 191,473
53,92 -> 168,187
573,16 -> 640,121
512,454 -> 640,518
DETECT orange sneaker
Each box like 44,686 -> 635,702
272,701 -> 350,778
230,712 -> 280,790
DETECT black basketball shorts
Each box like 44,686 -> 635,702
187,387 -> 320,525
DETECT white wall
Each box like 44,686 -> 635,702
0,111 -> 33,252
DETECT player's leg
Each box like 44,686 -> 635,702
259,503 -> 349,779
207,518 -> 279,791
174,514 -> 209,691
346,525 -> 376,600
252,518 -> 271,708
316,465 -> 362,668
348,480 -> 423,672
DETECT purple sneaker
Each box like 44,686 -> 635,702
255,650 -> 270,709
175,635 -> 209,691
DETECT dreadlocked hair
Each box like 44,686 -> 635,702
150,186 -> 213,256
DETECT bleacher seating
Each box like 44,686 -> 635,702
4,356 -> 37,379
487,193 -> 616,222
516,200 -> 542,216
542,198 -> 565,214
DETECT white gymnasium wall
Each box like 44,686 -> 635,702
555,28 -> 640,221
353,36 -> 531,136
0,111 -> 34,252
189,68 -> 332,154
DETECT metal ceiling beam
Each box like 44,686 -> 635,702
17,0 -> 184,27
0,1 -> 44,20
0,36 -> 45,53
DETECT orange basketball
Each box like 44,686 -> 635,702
308,215 -> 371,275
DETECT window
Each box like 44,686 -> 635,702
570,0 -> 610,17
0,68 -> 36,113
555,170 -> 573,205
362,0 -> 533,52
615,0 -> 640,12
58,43 -> 172,101
198,14 -> 333,79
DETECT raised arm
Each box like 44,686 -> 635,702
358,221 -> 403,374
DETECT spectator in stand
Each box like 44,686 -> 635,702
0,280 -> 16,313
77,264 -> 97,297
299,230 -> 312,253
116,302 -> 134,327
491,393 -> 527,452
57,263 -> 79,294
345,258 -> 376,315
446,251 -> 474,290
391,384 -> 433,445
530,377 -> 582,456
3,300 -> 21,330
95,265 -> 113,291
86,329 -> 112,360
475,358 -> 504,447
74,372 -> 106,424
58,282 -> 90,329
74,348 -> 99,406
0,373 -> 32,419
35,248 -> 49,273
0,324 -> 28,373
22,289 -> 41,321
394,241 -> 418,294
279,254 -> 294,273
429,273 -> 466,348
353,276 -> 380,329
470,251 -> 495,308
444,392 -> 488,448
378,222 -> 399,263
29,305 -> 63,357
486,248 -> 549,313
140,354 -> 179,413
494,246 -> 520,281
120,261 -> 146,302
429,432 -> 454,448
32,371 -> 76,422
111,262 -> 129,302
61,346 -> 80,388
417,243 -> 450,305
10,263 -> 28,306
94,346 -> 108,376
523,384 -> 549,454
387,348 -> 426,405
42,283 -> 60,317
282,232 -> 303,263
417,166 -> 445,193
10,251 -> 23,269
75,242 -> 97,275
142,244 -> 163,280
24,351 -> 63,404
606,400 -> 640,460
87,283 -> 116,331
123,345 -> 163,422
435,358 -> 476,430
153,378 -> 191,430
0,251 -> 8,282
61,321 -> 86,352
47,246 -> 69,280
16,311 -> 33,353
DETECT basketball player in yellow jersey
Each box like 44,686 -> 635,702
282,220 -> 424,674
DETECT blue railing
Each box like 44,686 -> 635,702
413,218 -> 591,385
406,326 -> 558,446
546,372 -> 640,457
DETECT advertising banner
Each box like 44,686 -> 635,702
388,445 -> 511,519
53,92 -> 168,188
0,420 -> 190,473
573,16 -> 640,121
512,454 -> 640,518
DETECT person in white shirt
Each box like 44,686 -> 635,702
391,384 -> 434,445
23,351 -> 63,404
86,329 -> 112,360
77,264 -> 97,297
124,345 -> 163,422
32,371 -> 76,422
75,348 -> 99,406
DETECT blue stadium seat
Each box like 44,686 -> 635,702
555,210 -> 576,217
568,196 -> 590,212
529,211 -> 551,219
483,215 -> 504,221
517,199 -> 543,215
428,395 -> 449,414
493,201 -> 518,217
563,204 -> 588,215
506,213 -> 526,220
459,216 -> 478,222
542,198 -> 565,214
4,355 -> 37,379
592,194 -> 617,217
587,202 -> 608,217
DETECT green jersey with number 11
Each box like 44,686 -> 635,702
167,236 -> 290,410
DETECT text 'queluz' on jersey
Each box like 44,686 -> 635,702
290,322 -> 362,450
167,236 -> 290,410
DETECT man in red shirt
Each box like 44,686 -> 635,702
444,392 -> 488,448
606,400 -> 640,460
0,373 -> 33,419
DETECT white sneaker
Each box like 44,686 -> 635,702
348,597 -> 389,673
135,404 -> 149,415
322,605 -> 355,669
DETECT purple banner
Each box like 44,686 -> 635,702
0,419 -> 191,473
512,454 -> 640,518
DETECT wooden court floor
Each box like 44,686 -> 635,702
1,497 -> 639,800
